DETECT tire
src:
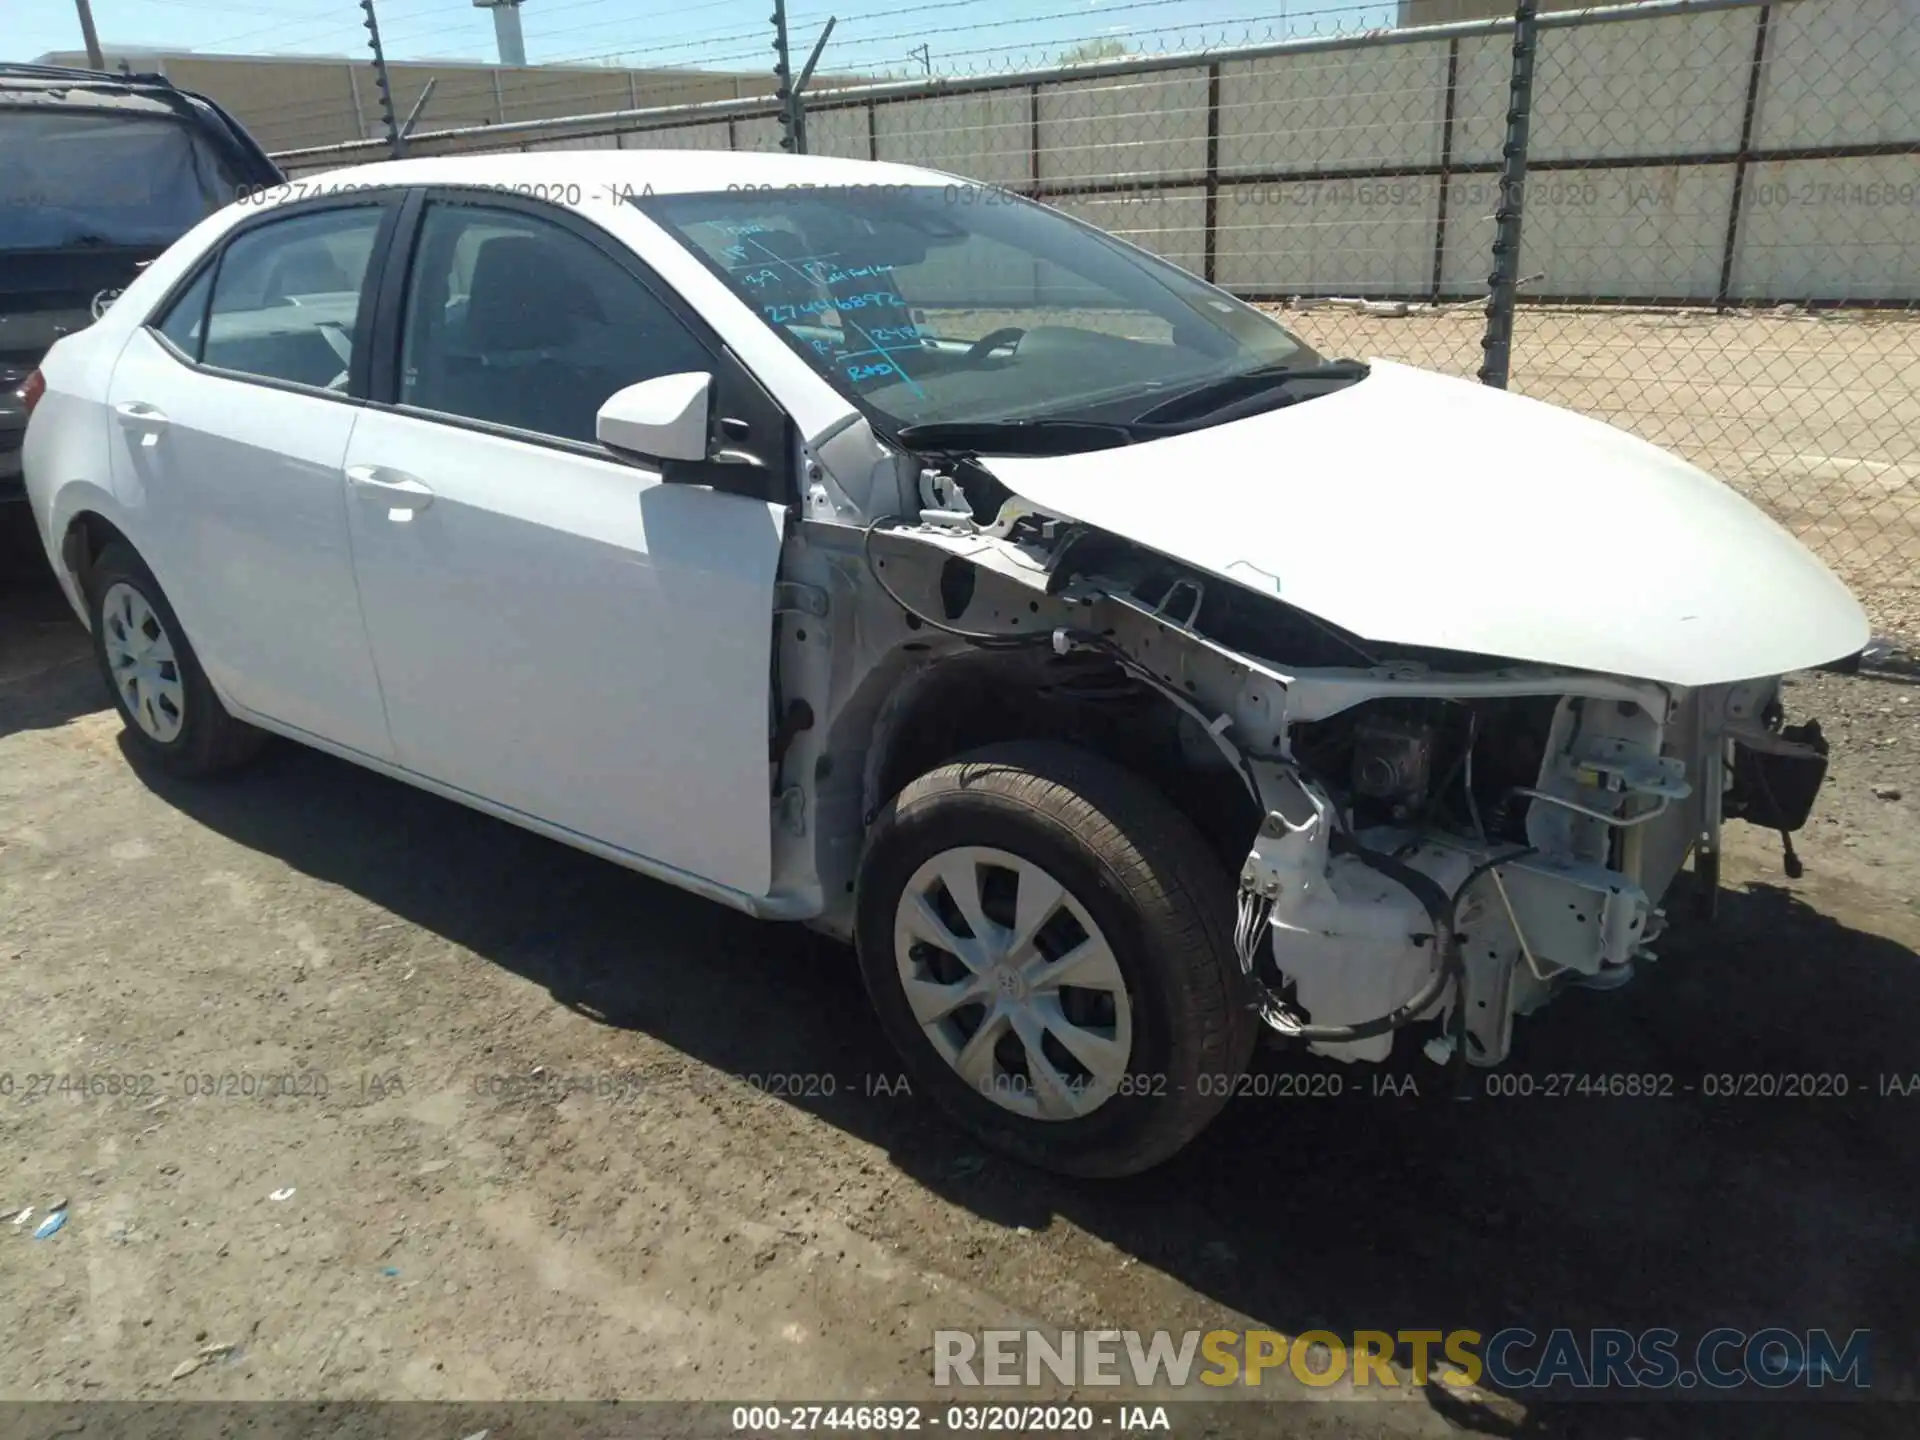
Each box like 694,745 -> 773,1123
856,741 -> 1258,1177
85,540 -> 265,778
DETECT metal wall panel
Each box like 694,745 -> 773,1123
1217,42 -> 1451,174
873,91 -> 1034,185
1732,154 -> 1920,299
1217,175 -> 1441,294
1037,68 -> 1210,185
1755,0 -> 1920,149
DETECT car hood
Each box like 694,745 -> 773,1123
979,360 -> 1869,688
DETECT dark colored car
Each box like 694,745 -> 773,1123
1,62 -> 281,500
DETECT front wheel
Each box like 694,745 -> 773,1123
855,741 -> 1257,1177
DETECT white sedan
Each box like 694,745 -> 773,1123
21,152 -> 1867,1175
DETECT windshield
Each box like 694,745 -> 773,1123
636,184 -> 1319,436
0,109 -> 241,251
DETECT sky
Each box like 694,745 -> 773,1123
22,0 -> 1398,80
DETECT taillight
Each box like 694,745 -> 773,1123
17,368 -> 45,417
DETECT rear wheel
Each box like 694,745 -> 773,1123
856,741 -> 1257,1177
86,541 -> 265,777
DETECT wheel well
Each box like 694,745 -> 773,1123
60,511 -> 133,594
865,649 -> 1260,869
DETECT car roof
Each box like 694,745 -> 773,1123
0,77 -> 186,117
291,149 -> 959,200
0,64 -> 284,184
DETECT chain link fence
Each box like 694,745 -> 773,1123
274,0 -> 1920,640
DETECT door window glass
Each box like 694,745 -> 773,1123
202,206 -> 383,391
399,203 -> 712,445
152,265 -> 214,361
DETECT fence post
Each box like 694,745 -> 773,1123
771,0 -> 799,152
1717,4 -> 1772,310
1203,62 -> 1221,285
1478,0 -> 1539,389
1430,36 -> 1460,301
358,0 -> 405,159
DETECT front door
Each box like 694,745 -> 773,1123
343,197 -> 787,896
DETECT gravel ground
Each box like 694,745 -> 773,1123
2,513 -> 1918,1436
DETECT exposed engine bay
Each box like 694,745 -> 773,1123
778,435 -> 1839,1071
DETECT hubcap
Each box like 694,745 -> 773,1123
893,845 -> 1133,1121
101,581 -> 185,744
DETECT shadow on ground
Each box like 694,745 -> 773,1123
0,510 -> 101,739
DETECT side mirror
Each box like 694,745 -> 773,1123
597,372 -> 714,463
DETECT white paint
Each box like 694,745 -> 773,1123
981,360 -> 1869,688
597,372 -> 712,462
25,150 -> 879,901
340,404 -> 787,898
103,327 -> 396,759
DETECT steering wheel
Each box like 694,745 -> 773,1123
962,326 -> 1026,366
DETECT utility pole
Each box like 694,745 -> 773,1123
74,0 -> 105,70
472,0 -> 527,67
359,0 -> 405,158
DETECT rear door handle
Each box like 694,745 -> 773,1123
113,401 -> 169,446
347,464 -> 435,516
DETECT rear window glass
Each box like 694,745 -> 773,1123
0,109 -> 241,251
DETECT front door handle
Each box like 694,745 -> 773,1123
347,464 -> 435,517
113,401 -> 169,446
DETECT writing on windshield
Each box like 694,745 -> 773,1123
639,185 -> 1310,431
691,217 -> 929,398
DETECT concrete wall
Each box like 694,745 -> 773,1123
275,0 -> 1920,302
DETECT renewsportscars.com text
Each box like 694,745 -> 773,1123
933,1327 -> 1872,1394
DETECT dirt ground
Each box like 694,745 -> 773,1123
2,508 -> 1919,1436
1271,305 -> 1920,644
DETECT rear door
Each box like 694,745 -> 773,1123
342,191 -> 789,896
104,196 -> 398,759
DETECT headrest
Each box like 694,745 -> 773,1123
466,233 -> 604,350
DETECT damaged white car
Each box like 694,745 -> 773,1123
22,153 -> 1869,1175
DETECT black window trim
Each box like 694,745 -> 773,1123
140,190 -> 406,407
364,185 -> 795,501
